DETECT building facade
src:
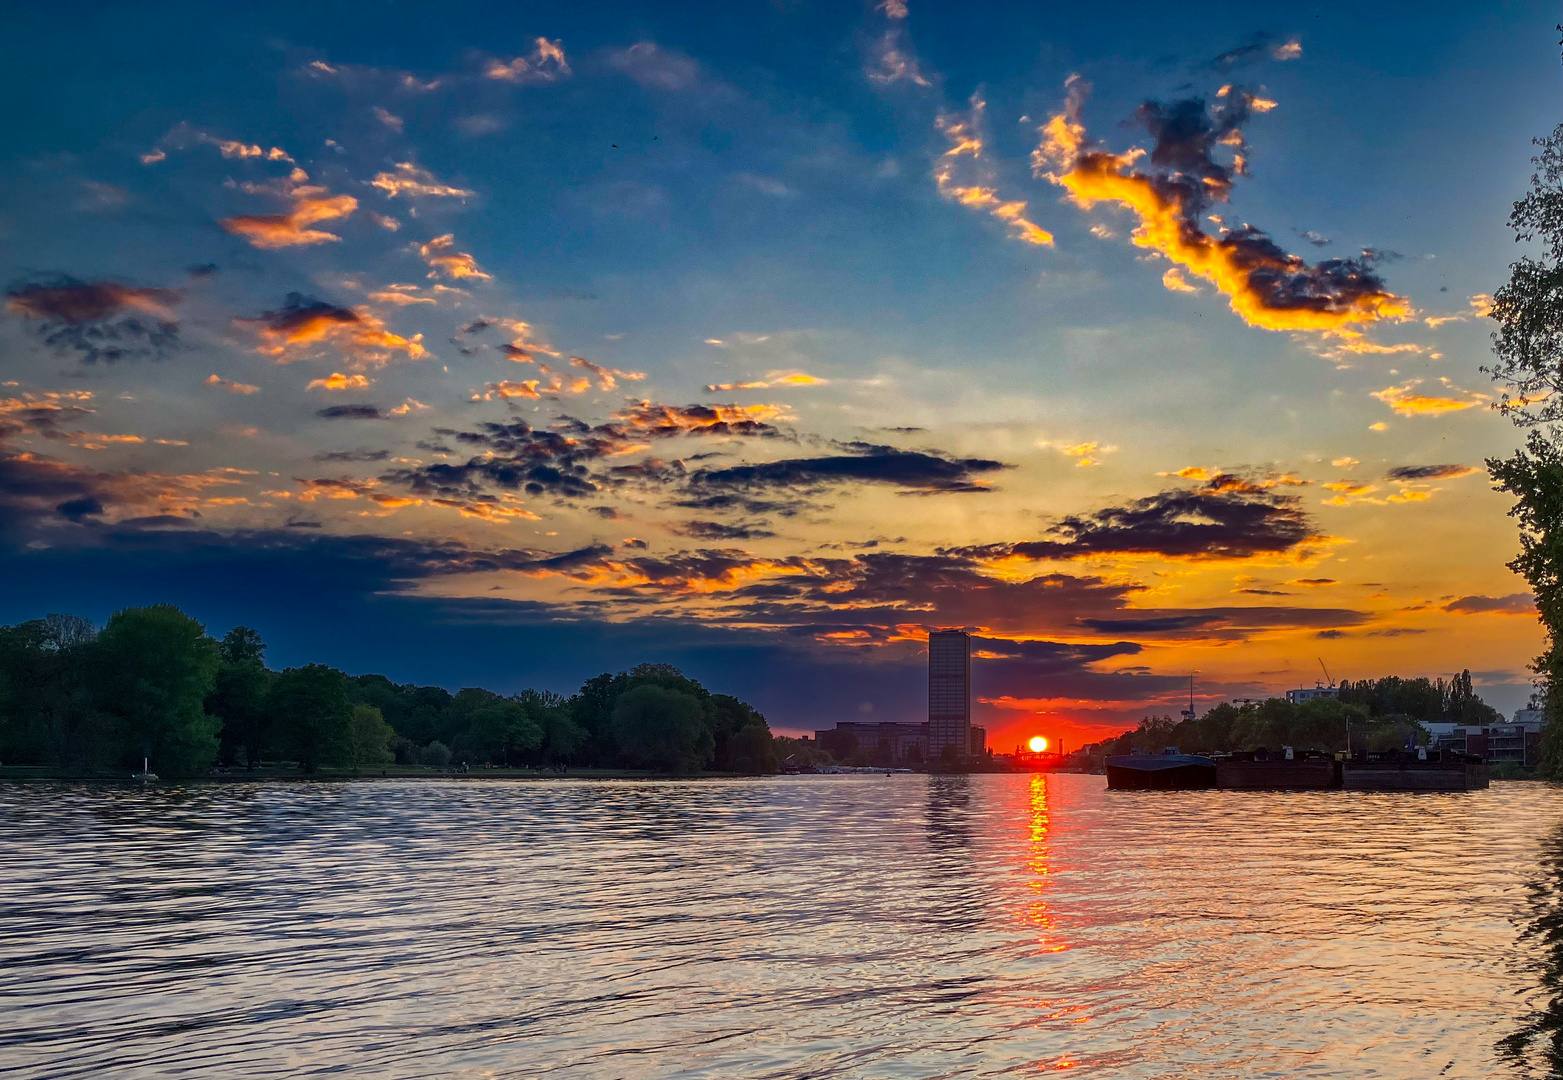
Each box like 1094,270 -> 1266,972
928,629 -> 972,761
814,721 -> 929,763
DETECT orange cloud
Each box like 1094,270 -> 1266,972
1034,77 -> 1412,336
705,371 -> 828,392
935,97 -> 1054,246
239,297 -> 427,367
417,234 -> 491,281
371,163 -> 474,199
485,38 -> 571,83
570,356 -> 646,391
1371,379 -> 1488,417
221,188 -> 358,249
306,372 -> 372,391
204,374 -> 260,395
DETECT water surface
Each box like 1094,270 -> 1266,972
4,774 -> 1563,1078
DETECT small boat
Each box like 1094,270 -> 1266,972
132,757 -> 157,781
1105,750 -> 1216,790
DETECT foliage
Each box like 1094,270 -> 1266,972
92,606 -> 221,775
611,684 -> 714,772
1485,102 -> 1563,780
268,664 -> 354,772
0,607 -> 775,776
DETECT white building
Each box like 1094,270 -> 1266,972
1285,686 -> 1339,704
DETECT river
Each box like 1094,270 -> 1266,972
4,774 -> 1563,1078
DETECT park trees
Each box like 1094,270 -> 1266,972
209,626 -> 273,767
611,683 -> 714,772
268,664 -> 354,771
91,606 -> 221,775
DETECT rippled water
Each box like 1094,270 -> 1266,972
5,775 -> 1563,1078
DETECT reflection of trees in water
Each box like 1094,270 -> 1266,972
1500,824 -> 1563,1074
919,776 -> 984,930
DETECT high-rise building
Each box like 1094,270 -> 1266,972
928,629 -> 971,761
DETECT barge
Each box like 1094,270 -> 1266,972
1105,752 -> 1217,790
1215,749 -> 1338,790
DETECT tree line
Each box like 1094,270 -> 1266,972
1079,671 -> 1503,762
0,605 -> 779,777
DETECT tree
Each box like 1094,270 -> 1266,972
351,704 -> 397,767
209,626 -> 272,766
1486,71 -> 1563,778
268,664 -> 354,771
91,606 -> 221,775
709,694 -> 777,773
611,684 -> 713,772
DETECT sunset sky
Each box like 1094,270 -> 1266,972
1,0 -> 1556,748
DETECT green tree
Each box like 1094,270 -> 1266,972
209,626 -> 272,766
709,694 -> 777,773
611,684 -> 713,772
268,664 -> 354,771
1485,90 -> 1563,779
351,703 -> 397,767
91,606 -> 221,775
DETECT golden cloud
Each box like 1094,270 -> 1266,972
220,192 -> 358,249
204,374 -> 260,395
704,371 -> 826,392
306,372 -> 372,391
1371,379 -> 1488,417
1034,77 -> 1412,336
239,297 -> 427,367
935,97 -> 1053,246
371,162 -> 474,199
417,234 -> 491,280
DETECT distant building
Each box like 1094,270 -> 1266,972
814,721 -> 928,763
928,630 -> 972,761
1516,708 -> 1545,726
1286,686 -> 1339,704
970,725 -> 987,757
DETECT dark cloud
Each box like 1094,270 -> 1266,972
4,276 -> 181,362
1442,593 -> 1535,615
56,497 -> 105,522
674,520 -> 776,540
1204,33 -> 1300,71
1386,464 -> 1478,481
589,505 -> 619,519
314,449 -> 391,462
690,442 -> 1010,495
1298,230 -> 1330,247
317,405 -> 384,420
946,475 -> 1319,562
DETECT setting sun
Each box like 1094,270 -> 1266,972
1028,736 -> 1048,753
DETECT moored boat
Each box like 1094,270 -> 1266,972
1105,752 -> 1216,790
1216,750 -> 1339,790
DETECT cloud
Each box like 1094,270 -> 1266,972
608,42 -> 701,91
674,520 -> 777,541
416,234 -> 492,280
317,404 -> 384,420
371,163 -> 474,199
1298,230 -> 1330,247
143,123 -> 293,165
1206,34 -> 1303,71
935,96 -> 1053,246
238,294 -> 427,366
220,177 -> 358,249
705,371 -> 827,392
306,372 -> 373,392
1442,593 -> 1537,615
690,442 -> 1011,496
948,473 -> 1321,562
205,374 -> 260,395
1161,267 -> 1199,293
372,106 -> 403,132
485,38 -> 571,83
4,277 -> 182,363
1371,379 -> 1488,417
878,0 -> 909,16
570,356 -> 646,391
1386,463 -> 1478,481
867,32 -> 930,88
1035,77 -> 1411,337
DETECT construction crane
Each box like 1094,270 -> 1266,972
1317,657 -> 1336,689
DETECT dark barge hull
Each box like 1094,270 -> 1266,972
1216,759 -> 1340,790
1105,755 -> 1217,790
1342,761 -> 1489,791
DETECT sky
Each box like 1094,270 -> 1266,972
0,0 -> 1557,750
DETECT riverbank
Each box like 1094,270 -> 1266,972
0,764 -> 778,782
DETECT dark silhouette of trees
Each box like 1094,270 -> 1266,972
1485,47 -> 1563,779
268,664 -> 354,772
611,684 -> 713,772
91,606 -> 220,774
0,605 -> 778,776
